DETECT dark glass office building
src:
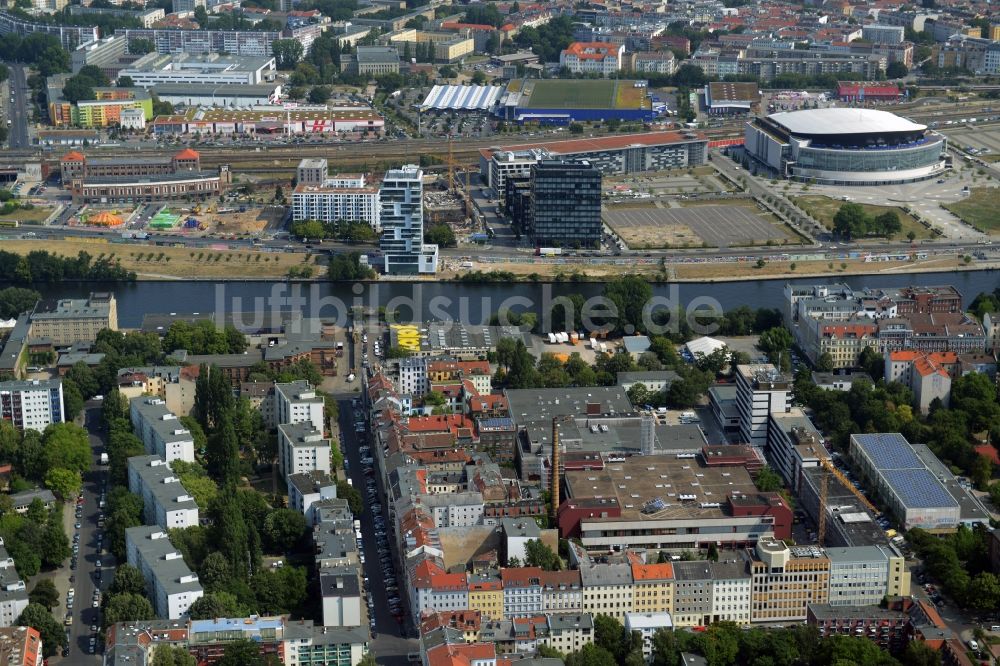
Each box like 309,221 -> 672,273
526,160 -> 602,248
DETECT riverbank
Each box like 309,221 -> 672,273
4,239 -> 998,284
2,239 -> 322,280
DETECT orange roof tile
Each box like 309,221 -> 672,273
61,150 -> 85,162
174,148 -> 200,160
631,561 -> 675,581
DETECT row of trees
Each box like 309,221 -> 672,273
0,33 -> 69,77
0,250 -> 135,284
290,219 -> 378,243
539,615 -> 927,666
162,320 -> 248,356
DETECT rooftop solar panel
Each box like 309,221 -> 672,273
853,433 -> 922,470
882,468 -> 959,509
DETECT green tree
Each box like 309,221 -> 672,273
272,39 -> 304,69
16,603 -> 66,657
28,579 -> 59,609
524,539 -> 562,570
61,75 -> 95,103
566,643 -> 617,666
886,62 -> 908,78
129,38 -> 155,55
188,591 -> 249,620
262,508 -> 307,553
103,593 -> 155,628
44,467 -> 82,499
757,327 -> 793,366
41,423 -> 91,475
198,551 -> 232,592
754,467 -> 784,492
593,615 -> 627,662
0,287 -> 39,319
336,479 -> 363,515
833,203 -> 868,239
108,564 -> 148,597
151,645 -> 198,666
308,85 -> 331,104
218,638 -> 267,666
604,275 -> 654,335
424,223 -> 457,247
816,352 -> 835,372
117,75 -> 134,87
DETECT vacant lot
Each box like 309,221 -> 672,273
943,187 -> 1000,234
793,195 -> 933,239
0,205 -> 54,225
606,203 -> 791,249
0,239 -> 321,279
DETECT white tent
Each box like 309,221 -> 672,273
685,336 -> 728,359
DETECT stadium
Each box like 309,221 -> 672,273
495,79 -> 661,124
744,108 -> 948,185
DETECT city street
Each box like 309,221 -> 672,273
5,64 -> 31,149
337,397 -> 417,666
49,403 -> 114,664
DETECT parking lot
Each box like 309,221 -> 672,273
605,204 -> 788,249
943,124 -> 1000,157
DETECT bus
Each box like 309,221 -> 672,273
0,220 -> 19,228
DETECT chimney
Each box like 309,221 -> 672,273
551,417 -> 561,518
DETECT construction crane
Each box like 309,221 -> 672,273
817,457 -> 880,545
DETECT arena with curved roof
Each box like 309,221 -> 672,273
744,108 -> 948,185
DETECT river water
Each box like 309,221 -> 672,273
5,270 -> 997,328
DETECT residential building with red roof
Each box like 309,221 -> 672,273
559,42 -> 624,74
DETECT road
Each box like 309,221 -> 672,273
5,64 -> 30,149
337,397 -> 417,666
52,404 -> 114,664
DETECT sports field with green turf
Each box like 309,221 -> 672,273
521,79 -> 647,109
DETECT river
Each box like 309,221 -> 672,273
4,270 -> 998,328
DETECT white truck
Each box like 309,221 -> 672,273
99,452 -> 109,465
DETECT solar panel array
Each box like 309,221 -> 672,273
853,433 -> 922,470
882,468 -> 959,510
420,85 -> 503,111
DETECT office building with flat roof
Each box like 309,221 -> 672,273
119,52 -> 276,87
0,379 -> 64,433
522,161 -> 602,248
735,363 -> 791,449
127,455 -> 199,530
29,292 -> 117,345
129,396 -> 196,463
125,526 -> 203,619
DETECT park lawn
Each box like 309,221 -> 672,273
943,187 -> 1000,234
0,239 -> 322,279
0,206 -> 55,225
792,195 -> 933,240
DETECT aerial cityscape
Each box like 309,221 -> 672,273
0,0 -> 999,664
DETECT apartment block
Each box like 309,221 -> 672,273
273,380 -> 325,432
125,526 -> 203,619
380,164 -> 438,275
501,568 -> 544,619
580,563 -> 633,621
0,540 -> 29,628
0,379 -> 64,433
559,42 -> 624,75
127,455 -> 199,530
278,422 -> 332,481
321,569 -> 363,627
807,603 -> 911,652
625,613 -> 673,661
671,561 -> 714,627
469,572 -> 505,621
129,397 -> 196,463
630,561 -> 674,615
985,312 -> 1000,353
29,292 -> 117,345
540,570 -> 583,614
288,470 -> 337,526
0,626 -> 41,665
291,173 -> 381,230
544,613 -> 594,655
116,365 -> 195,416
709,561 -> 752,625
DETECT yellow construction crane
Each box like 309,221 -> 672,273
817,457 -> 880,545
